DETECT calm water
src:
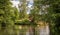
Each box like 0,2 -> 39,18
18,24 -> 50,35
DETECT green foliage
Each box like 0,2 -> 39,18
0,0 -> 60,35
30,0 -> 41,23
0,0 -> 19,35
40,0 -> 60,35
19,0 -> 28,19
15,19 -> 37,27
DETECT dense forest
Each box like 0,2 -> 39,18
0,0 -> 60,35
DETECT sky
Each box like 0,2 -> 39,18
11,0 -> 20,8
11,0 -> 33,8
11,0 -> 33,14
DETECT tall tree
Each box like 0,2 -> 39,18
30,0 -> 60,35
19,0 -> 28,19
30,0 -> 41,22
40,0 -> 60,35
0,0 -> 18,35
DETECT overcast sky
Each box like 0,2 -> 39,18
11,0 -> 33,14
11,0 -> 33,8
11,0 -> 19,8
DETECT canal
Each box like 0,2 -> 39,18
15,22 -> 50,35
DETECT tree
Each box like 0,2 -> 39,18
12,7 -> 19,22
29,0 -> 60,35
40,0 -> 60,35
0,0 -> 18,35
30,0 -> 41,22
19,0 -> 28,19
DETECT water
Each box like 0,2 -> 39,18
39,25 -> 49,35
18,24 -> 50,35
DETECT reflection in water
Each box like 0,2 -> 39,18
18,24 -> 49,35
39,25 -> 49,35
26,31 -> 29,35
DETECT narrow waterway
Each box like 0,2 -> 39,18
39,25 -> 49,35
18,24 -> 50,35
